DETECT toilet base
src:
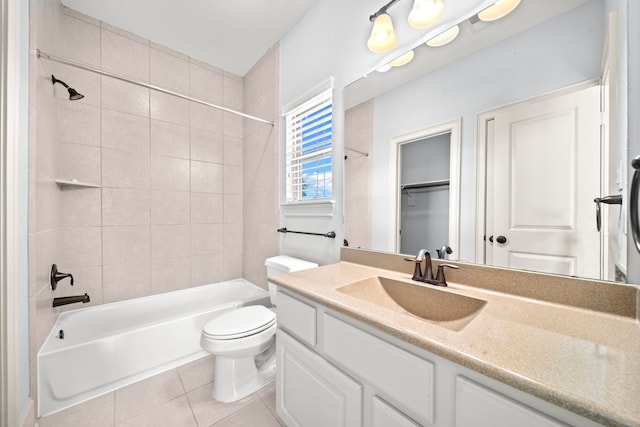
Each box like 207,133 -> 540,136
212,350 -> 276,402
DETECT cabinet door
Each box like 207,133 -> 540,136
456,377 -> 567,427
276,329 -> 362,427
371,396 -> 421,427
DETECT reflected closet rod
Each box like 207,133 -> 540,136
36,49 -> 274,126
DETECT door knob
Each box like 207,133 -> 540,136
496,236 -> 507,244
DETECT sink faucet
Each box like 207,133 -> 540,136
405,249 -> 459,287
436,245 -> 453,259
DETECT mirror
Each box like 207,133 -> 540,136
343,0 -> 630,282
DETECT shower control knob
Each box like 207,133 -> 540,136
496,235 -> 507,244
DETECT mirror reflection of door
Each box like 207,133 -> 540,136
483,85 -> 601,279
399,133 -> 451,256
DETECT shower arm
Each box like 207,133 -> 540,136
36,49 -> 274,126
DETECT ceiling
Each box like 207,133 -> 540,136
61,0 -> 318,76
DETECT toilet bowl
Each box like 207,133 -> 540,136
200,255 -> 318,402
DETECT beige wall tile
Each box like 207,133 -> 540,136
102,109 -> 150,154
190,128 -> 223,164
60,187 -> 101,227
150,92 -> 190,127
190,193 -> 223,224
101,78 -> 149,117
223,135 -> 242,167
59,13 -> 100,66
150,120 -> 190,159
151,257 -> 190,294
35,174 -> 59,233
190,161 -> 223,193
150,155 -> 190,191
190,223 -> 223,256
151,224 -> 190,260
102,226 -> 150,265
59,226 -> 102,269
190,254 -> 224,286
223,195 -> 242,224
189,102 -> 223,133
189,63 -> 222,104
102,148 -> 150,189
223,111 -> 243,139
101,28 -> 149,82
60,143 -> 101,184
59,100 -> 101,146
102,188 -> 150,226
102,262 -> 151,303
223,73 -> 243,110
224,165 -> 242,194
150,190 -> 190,225
150,48 -> 189,93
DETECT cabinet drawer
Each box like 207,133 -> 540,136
277,330 -> 362,427
277,291 -> 317,346
323,314 -> 434,425
456,376 -> 566,427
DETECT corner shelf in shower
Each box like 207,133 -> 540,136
55,179 -> 101,188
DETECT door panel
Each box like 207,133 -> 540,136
489,86 -> 601,279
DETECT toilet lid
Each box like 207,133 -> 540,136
203,305 -> 276,339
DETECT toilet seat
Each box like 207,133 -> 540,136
203,305 -> 276,340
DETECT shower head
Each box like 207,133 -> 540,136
51,74 -> 84,100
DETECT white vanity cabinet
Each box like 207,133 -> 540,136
275,289 -> 601,427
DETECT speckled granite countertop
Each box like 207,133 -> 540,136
272,248 -> 640,427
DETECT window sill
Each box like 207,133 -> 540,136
281,200 -> 335,217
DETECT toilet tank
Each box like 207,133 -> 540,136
265,256 -> 318,305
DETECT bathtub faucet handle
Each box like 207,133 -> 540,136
50,264 -> 74,291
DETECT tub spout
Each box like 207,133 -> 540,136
53,293 -> 90,307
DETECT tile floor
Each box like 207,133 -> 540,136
37,355 -> 284,427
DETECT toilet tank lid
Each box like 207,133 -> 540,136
264,255 -> 318,272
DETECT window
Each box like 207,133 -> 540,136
284,88 -> 333,203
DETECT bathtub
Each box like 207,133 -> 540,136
37,279 -> 270,417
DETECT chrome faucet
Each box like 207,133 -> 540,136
436,245 -> 453,259
405,249 -> 459,287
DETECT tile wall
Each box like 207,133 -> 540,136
344,100 -> 373,249
29,0 -> 280,415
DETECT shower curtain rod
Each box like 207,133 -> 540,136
36,49 -> 274,126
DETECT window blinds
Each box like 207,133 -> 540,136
284,88 -> 333,203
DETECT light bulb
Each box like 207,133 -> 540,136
478,0 -> 521,22
408,0 -> 445,29
389,50 -> 415,67
367,13 -> 397,53
426,25 -> 460,47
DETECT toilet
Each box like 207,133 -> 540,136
200,255 -> 318,402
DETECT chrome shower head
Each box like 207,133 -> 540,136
51,74 -> 84,100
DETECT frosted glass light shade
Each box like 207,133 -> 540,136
408,0 -> 445,29
367,13 -> 397,53
478,0 -> 521,22
426,25 -> 460,47
389,50 -> 415,67
377,64 -> 392,73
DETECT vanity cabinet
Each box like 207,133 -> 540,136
276,289 -> 600,427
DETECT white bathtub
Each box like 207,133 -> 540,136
37,279 -> 270,416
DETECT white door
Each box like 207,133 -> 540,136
487,85 -> 601,279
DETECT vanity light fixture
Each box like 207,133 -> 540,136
408,0 -> 445,29
389,50 -> 415,67
426,24 -> 460,47
367,12 -> 397,53
377,63 -> 393,73
478,0 -> 521,22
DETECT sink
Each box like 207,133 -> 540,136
337,276 -> 487,331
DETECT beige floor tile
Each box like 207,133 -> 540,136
211,400 -> 282,427
114,369 -> 185,424
186,382 -> 258,427
38,393 -> 114,427
257,381 -> 277,416
177,355 -> 215,392
115,396 -> 197,427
